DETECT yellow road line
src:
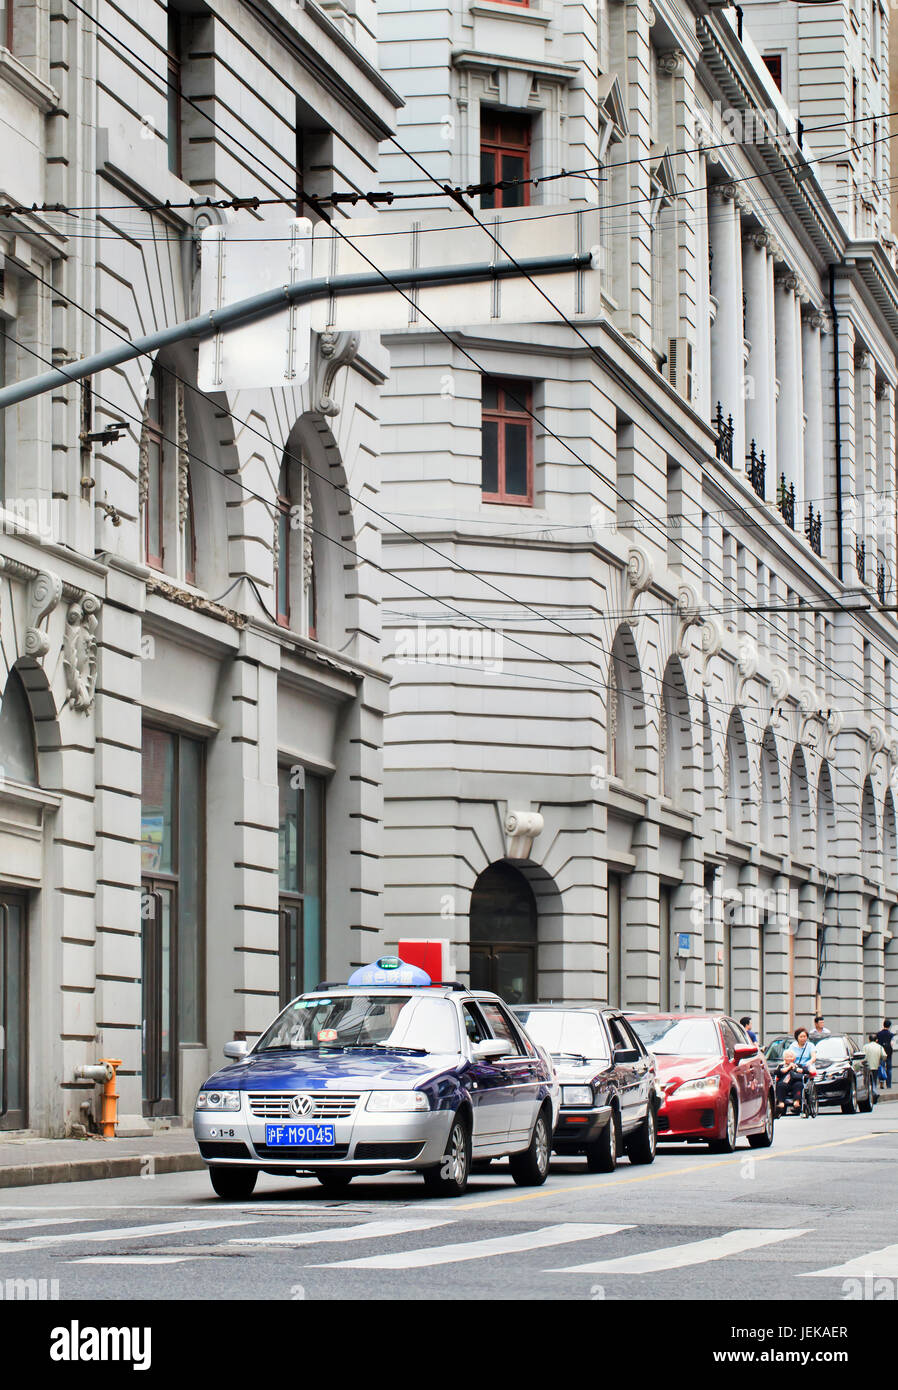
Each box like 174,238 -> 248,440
454,1130 -> 891,1211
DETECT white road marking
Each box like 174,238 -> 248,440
69,1256 -> 194,1266
0,1217 -> 102,1232
802,1244 -> 898,1278
310,1223 -> 631,1270
553,1227 -> 811,1275
0,1217 -> 258,1254
231,1217 -> 454,1248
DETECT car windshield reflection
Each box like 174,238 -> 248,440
515,1009 -> 609,1062
255,993 -> 461,1055
630,1017 -> 720,1057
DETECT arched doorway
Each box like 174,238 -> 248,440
469,861 -> 537,1003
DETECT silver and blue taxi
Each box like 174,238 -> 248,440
194,956 -> 558,1198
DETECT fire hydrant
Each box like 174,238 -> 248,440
74,1059 -> 122,1139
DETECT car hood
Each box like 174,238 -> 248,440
202,1050 -> 460,1091
553,1060 -> 610,1085
652,1054 -> 723,1087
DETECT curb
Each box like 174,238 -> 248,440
0,1151 -> 205,1190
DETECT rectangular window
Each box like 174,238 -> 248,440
481,377 -> 533,504
762,54 -> 783,91
480,112 -> 531,210
278,765 -> 326,1003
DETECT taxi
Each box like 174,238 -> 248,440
194,956 -> 558,1198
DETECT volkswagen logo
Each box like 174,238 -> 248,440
290,1094 -> 314,1117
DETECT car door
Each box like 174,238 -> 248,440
461,1001 -> 512,1154
723,1019 -> 760,1126
608,1015 -> 643,1133
619,1015 -> 655,1121
478,1000 -> 539,1147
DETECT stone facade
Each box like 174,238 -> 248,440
0,0 -> 396,1134
378,0 -> 898,1038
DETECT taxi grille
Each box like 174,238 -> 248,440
255,1144 -> 350,1160
248,1092 -> 360,1120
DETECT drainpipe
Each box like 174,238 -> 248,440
829,264 -> 844,582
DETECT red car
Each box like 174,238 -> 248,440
627,1013 -> 775,1152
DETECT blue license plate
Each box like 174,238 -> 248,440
265,1124 -> 335,1146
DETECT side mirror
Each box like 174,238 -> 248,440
612,1047 -> 640,1064
853,1052 -> 866,1063
223,1040 -> 249,1061
472,1039 -> 508,1061
734,1043 -> 758,1061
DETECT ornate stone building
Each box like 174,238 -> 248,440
0,0 -> 397,1134
378,0 -> 898,1039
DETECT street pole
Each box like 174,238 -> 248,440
0,252 -> 593,410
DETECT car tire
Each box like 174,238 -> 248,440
316,1172 -> 353,1192
624,1102 -> 657,1166
859,1080 -> 874,1113
585,1112 -> 618,1173
422,1113 -> 471,1197
509,1107 -> 551,1187
709,1095 -> 738,1153
841,1077 -> 859,1115
209,1165 -> 258,1199
748,1093 -> 775,1148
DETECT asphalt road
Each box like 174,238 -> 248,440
1,1106 -> 896,1303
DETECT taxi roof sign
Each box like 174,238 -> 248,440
347,956 -> 432,988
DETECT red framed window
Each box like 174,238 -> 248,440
144,369 -> 165,570
761,53 -> 782,91
480,112 -> 531,210
481,378 -> 533,505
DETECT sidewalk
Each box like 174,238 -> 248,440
0,1129 -> 203,1189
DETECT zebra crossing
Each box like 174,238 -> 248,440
0,1207 -> 884,1280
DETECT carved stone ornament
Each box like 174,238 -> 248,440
736,636 -> 758,702
176,381 -> 190,530
137,395 -> 150,512
25,569 -> 63,659
311,330 -> 361,417
63,593 -> 101,712
798,687 -> 822,747
676,581 -> 702,659
656,49 -> 684,76
769,666 -> 791,703
823,707 -> 842,761
775,269 -> 800,293
302,467 -> 314,597
504,810 -> 544,861
626,544 -> 653,610
748,228 -> 769,251
699,615 -> 724,686
889,736 -> 898,767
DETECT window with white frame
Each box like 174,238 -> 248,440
139,363 -> 197,584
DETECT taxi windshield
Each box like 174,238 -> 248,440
256,993 -> 461,1055
629,1017 -> 721,1057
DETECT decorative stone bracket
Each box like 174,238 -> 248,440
676,582 -> 702,660
505,810 -> 544,861
626,544 -> 653,612
310,330 -> 361,417
63,592 -> 101,713
25,569 -> 63,660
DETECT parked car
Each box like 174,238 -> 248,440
193,957 -> 557,1199
764,1033 -> 874,1113
627,1013 -> 775,1152
512,1004 -> 658,1171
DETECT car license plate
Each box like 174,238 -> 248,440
265,1124 -> 335,1146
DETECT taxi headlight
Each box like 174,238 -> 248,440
562,1085 -> 594,1107
366,1091 -> 431,1113
671,1076 -> 721,1097
196,1090 -> 241,1112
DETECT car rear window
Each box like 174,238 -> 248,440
629,1017 -> 721,1057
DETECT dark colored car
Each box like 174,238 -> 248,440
627,1013 -> 775,1152
512,1004 -> 658,1171
764,1034 -> 874,1113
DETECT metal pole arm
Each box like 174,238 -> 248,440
0,252 -> 593,410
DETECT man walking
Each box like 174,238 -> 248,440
809,1015 -> 830,1042
865,1034 -> 886,1101
876,1019 -> 893,1090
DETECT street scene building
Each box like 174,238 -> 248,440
1,0 -> 898,1140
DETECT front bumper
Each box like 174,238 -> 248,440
552,1104 -> 612,1152
193,1102 -> 454,1172
815,1074 -> 850,1104
656,1090 -> 726,1140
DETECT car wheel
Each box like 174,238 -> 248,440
860,1080 -> 874,1113
841,1077 -> 859,1115
585,1112 -> 618,1173
509,1108 -> 551,1187
709,1095 -> 738,1153
422,1113 -> 471,1197
209,1166 -> 258,1199
624,1102 -> 657,1166
748,1093 -> 775,1148
315,1172 -> 353,1192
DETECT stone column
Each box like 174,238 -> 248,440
801,310 -> 826,548
671,835 -> 707,1011
794,882 -> 820,1029
764,244 -> 779,483
742,229 -> 773,499
704,866 -> 725,1012
856,348 -> 878,584
774,271 -> 803,515
877,378 -> 895,594
885,907 -> 898,1025
708,183 -> 745,467
621,818 -> 660,1009
864,900 -> 886,1034
732,862 -> 761,1018
761,873 -> 793,1037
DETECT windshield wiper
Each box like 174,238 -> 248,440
552,1051 -> 592,1064
374,1043 -> 428,1055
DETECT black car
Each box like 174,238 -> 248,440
764,1033 -> 874,1113
512,1004 -> 658,1172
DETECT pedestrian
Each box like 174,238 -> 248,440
793,1026 -> 816,1070
865,1034 -> 886,1101
740,1015 -> 759,1044
809,1015 -> 830,1042
876,1019 -> 894,1089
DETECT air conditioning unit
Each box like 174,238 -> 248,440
667,337 -> 694,401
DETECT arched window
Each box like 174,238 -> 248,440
883,793 -> 897,894
790,749 -> 811,861
862,778 -> 878,880
274,456 -> 316,636
469,861 -> 537,1004
817,762 -> 835,859
660,657 -> 690,803
608,627 -> 644,786
725,710 -> 750,837
0,667 -> 37,785
759,727 -> 782,849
